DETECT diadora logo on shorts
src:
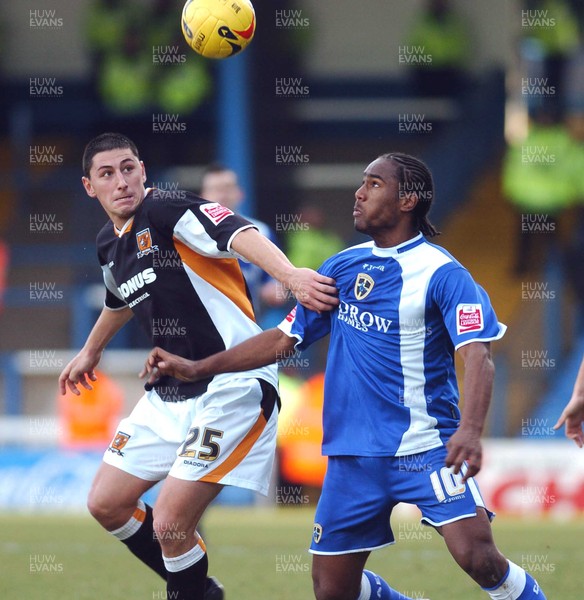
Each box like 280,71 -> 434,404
108,431 -> 131,456
200,202 -> 234,225
337,300 -> 391,333
285,306 -> 297,323
136,228 -> 159,259
456,303 -> 484,335
118,268 -> 157,299
354,273 -> 375,300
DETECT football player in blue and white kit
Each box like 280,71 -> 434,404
144,153 -> 547,600
59,133 -> 339,600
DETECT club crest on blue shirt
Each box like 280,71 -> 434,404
354,273 -> 375,300
313,523 -> 323,543
136,228 -> 159,259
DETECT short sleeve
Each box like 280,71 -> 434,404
277,255 -> 337,348
147,190 -> 256,258
277,304 -> 332,350
430,264 -> 506,350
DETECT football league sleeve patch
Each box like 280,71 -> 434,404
152,192 -> 253,257
194,199 -> 255,253
173,207 -> 251,258
432,265 -> 506,349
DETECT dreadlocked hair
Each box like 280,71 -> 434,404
381,152 -> 440,237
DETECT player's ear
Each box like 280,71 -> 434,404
82,176 -> 97,198
140,161 -> 147,183
400,191 -> 419,213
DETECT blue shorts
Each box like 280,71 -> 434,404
310,445 -> 493,555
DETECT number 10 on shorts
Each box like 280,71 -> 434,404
179,426 -> 224,462
429,467 -> 466,502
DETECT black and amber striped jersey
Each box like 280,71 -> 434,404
96,188 -> 278,401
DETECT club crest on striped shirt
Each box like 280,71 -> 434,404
136,228 -> 159,259
354,273 -> 375,300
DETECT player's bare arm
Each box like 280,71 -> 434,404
141,328 -> 295,385
230,227 -> 339,313
445,341 -> 495,482
59,305 -> 133,396
554,356 -> 584,447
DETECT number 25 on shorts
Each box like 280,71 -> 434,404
179,426 -> 224,461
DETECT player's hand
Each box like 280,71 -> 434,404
287,268 -> 338,313
445,428 -> 483,483
554,398 -> 584,448
140,347 -> 201,384
58,350 -> 101,396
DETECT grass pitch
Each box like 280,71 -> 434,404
1,508 -> 582,599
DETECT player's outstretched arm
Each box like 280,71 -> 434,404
445,342 -> 494,482
230,227 -> 338,313
553,356 -> 584,448
58,306 -> 133,396
141,328 -> 296,385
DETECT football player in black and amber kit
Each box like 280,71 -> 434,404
59,132 -> 338,600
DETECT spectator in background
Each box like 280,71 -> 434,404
58,369 -> 123,451
554,355 -> 584,447
286,204 -> 344,272
86,0 -> 136,67
155,30 -> 211,116
521,0 -> 581,120
200,164 -> 287,325
98,25 -> 153,117
405,0 -> 471,97
148,0 -> 211,116
502,109 -> 580,274
87,0 -> 210,124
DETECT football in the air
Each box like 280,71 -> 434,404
181,0 -> 256,59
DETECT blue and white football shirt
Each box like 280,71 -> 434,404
278,233 -> 506,457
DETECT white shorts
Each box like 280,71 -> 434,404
103,375 -> 280,495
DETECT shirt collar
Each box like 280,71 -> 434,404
371,232 -> 424,257
113,188 -> 152,238
114,217 -> 134,237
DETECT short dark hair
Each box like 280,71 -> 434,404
200,162 -> 239,195
381,152 -> 440,237
82,132 -> 140,177
201,162 -> 230,178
